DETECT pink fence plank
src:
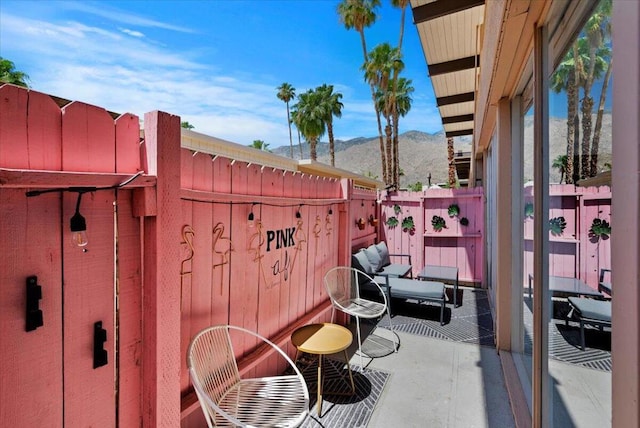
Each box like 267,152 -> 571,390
27,89 -> 63,170
0,190 -> 63,427
115,113 -> 141,173
229,202 -> 260,357
212,157 -> 233,193
210,203 -> 232,326
115,190 -> 143,427
0,84 -> 29,168
62,191 -> 116,427
189,200 -> 214,343
62,101 -> 116,173
180,201 -> 195,391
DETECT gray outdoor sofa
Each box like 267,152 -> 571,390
351,244 -> 446,325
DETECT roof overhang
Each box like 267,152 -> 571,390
411,0 -> 485,139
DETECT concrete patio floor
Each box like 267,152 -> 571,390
360,329 -> 516,428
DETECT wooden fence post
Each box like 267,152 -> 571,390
142,111 -> 182,427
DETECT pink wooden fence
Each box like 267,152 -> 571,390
1,84 -> 360,427
0,84 -> 146,427
523,184 -> 612,289
380,187 -> 485,284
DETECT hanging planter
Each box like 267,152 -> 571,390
401,216 -> 415,232
589,218 -> 611,240
447,203 -> 460,217
393,204 -> 402,215
356,217 -> 366,230
460,217 -> 469,227
549,216 -> 567,236
431,215 -> 446,232
386,216 -> 399,228
368,215 -> 378,226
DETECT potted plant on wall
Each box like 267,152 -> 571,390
431,215 -> 446,232
549,216 -> 567,236
368,215 -> 378,226
386,216 -> 399,228
356,217 -> 366,230
447,203 -> 460,217
589,218 -> 611,240
401,216 -> 415,233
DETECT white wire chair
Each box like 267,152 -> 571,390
187,325 -> 310,427
323,266 -> 397,369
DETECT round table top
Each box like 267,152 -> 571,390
291,323 -> 353,355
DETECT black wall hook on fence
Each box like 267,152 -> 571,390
26,276 -> 43,332
93,321 -> 108,369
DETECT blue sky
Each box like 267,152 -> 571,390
0,0 -> 443,148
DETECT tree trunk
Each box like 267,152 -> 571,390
359,29 -> 388,184
447,138 -> 456,187
392,108 -> 400,187
573,115 -> 581,183
297,129 -> 303,159
310,137 -> 317,161
327,121 -> 335,167
590,58 -> 612,177
581,95 -> 594,178
286,103 -> 293,158
385,121 -> 393,186
565,74 -> 576,183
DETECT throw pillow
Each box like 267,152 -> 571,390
375,242 -> 391,267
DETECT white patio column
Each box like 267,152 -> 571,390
612,1 -> 640,426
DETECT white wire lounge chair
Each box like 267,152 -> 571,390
187,325 -> 310,427
323,266 -> 397,370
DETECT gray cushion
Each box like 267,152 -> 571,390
352,251 -> 374,274
363,246 -> 383,271
568,297 -> 611,322
385,277 -> 444,300
375,242 -> 391,267
378,263 -> 412,277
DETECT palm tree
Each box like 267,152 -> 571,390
276,83 -> 296,158
0,57 -> 29,87
591,54 -> 612,176
551,42 -> 585,184
248,139 -> 271,152
390,1 -> 410,184
552,154 -> 568,184
317,84 -> 343,167
391,77 -> 413,186
365,42 -> 403,185
580,0 -> 611,178
337,0 -> 387,181
392,0 -> 409,51
289,107 -> 304,158
292,89 -> 326,161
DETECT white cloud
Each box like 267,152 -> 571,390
121,28 -> 145,38
0,4 -> 440,149
60,1 -> 196,33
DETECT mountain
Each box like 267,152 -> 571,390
271,114 -> 612,187
273,130 -> 471,187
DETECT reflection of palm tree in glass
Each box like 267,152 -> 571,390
552,155 -> 568,184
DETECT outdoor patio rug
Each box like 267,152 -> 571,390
377,287 -> 496,346
297,357 -> 389,428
